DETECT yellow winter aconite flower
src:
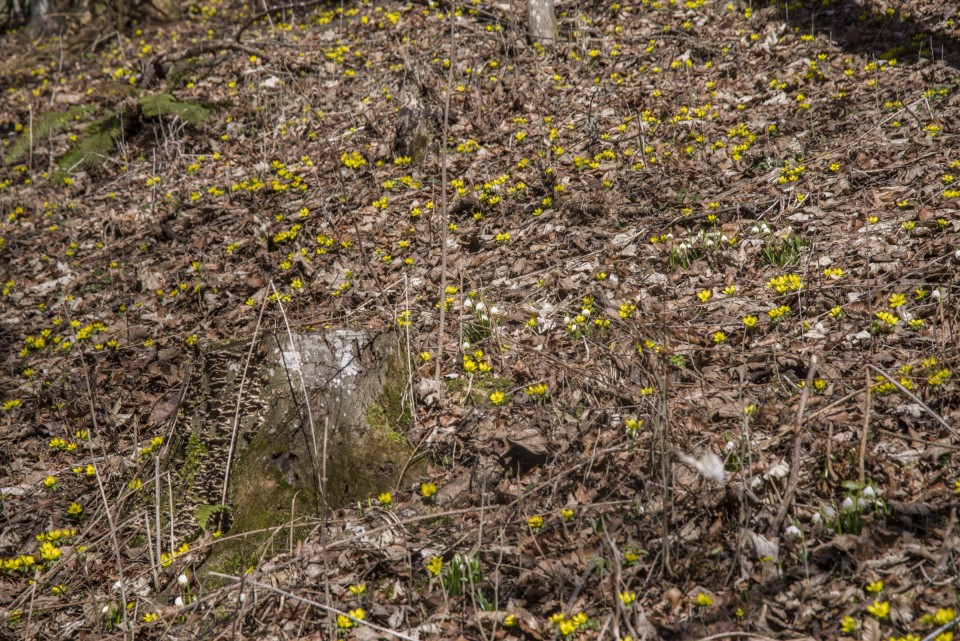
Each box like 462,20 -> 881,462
619,591 -> 636,606
348,583 -> 366,596
840,615 -> 857,633
768,305 -> 791,320
378,492 -> 392,507
525,383 -> 549,398
426,556 -> 443,576
420,482 -> 437,499
39,542 -> 61,562
143,612 -> 159,622
875,312 -> 899,327
888,293 -> 906,308
528,515 -> 544,530
767,273 -> 803,293
695,593 -> 713,608
865,580 -> 884,593
866,600 -> 890,619
489,391 -> 506,406
697,290 -> 712,302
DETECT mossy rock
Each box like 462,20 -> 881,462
200,329 -> 419,577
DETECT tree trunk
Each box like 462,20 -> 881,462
527,0 -> 556,44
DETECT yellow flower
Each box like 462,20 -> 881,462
143,612 -> 159,622
866,600 -> 890,619
42,476 -> 57,488
561,508 -> 575,521
528,515 -> 544,531
348,583 -> 366,596
619,591 -> 636,606
743,315 -> 757,328
865,580 -> 883,593
504,614 -> 517,627
420,482 -> 437,499
840,615 -> 857,633
39,542 -> 61,562
489,391 -> 506,405
378,492 -> 392,507
426,556 -> 443,576
695,593 -> 713,608
697,290 -> 712,302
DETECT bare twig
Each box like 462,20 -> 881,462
859,367 -> 871,483
767,354 -> 818,538
433,5 -> 456,383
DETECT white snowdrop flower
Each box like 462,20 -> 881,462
564,315 -> 572,324
706,239 -> 715,247
475,301 -> 486,311
956,248 -> 960,259
724,440 -> 735,452
861,486 -> 876,500
841,496 -> 856,512
463,298 -> 473,309
462,341 -> 471,349
174,597 -> 184,608
721,235 -> 729,243
750,476 -> 763,489
238,593 -> 246,603
102,605 -> 111,615
178,574 -> 189,586
784,524 -> 802,540
112,581 -> 122,592
490,306 -> 500,315
762,223 -> 771,233
751,226 -> 759,234
480,314 -> 489,323
822,505 -> 836,519
666,233 -> 674,240
931,289 -> 941,301
811,512 -> 822,524
581,308 -> 591,317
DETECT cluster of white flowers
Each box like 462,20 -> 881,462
463,297 -> 500,324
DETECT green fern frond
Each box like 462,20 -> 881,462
4,104 -> 98,165
138,93 -> 222,127
53,113 -> 125,181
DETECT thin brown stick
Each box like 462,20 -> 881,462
433,6 -> 456,383
859,368 -> 871,483
767,354 -> 818,538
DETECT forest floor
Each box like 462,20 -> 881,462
0,0 -> 959,639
